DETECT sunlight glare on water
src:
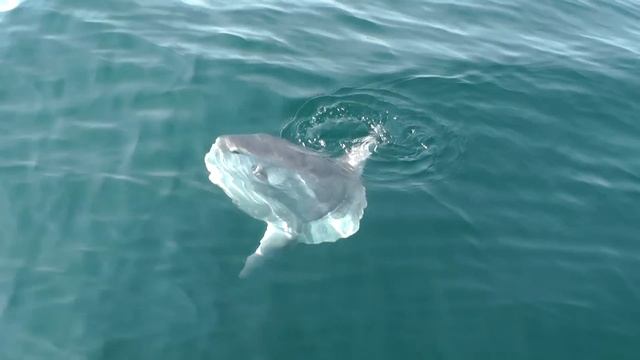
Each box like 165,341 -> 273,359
0,0 -> 22,13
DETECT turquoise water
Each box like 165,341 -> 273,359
1,0 -> 640,359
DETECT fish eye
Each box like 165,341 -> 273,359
230,149 -> 241,154
251,164 -> 267,180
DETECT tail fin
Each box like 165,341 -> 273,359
341,124 -> 386,174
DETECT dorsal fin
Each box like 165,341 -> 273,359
340,125 -> 385,174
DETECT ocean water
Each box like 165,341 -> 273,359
1,0 -> 639,359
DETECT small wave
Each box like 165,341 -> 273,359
176,0 -> 209,7
0,0 -> 23,13
281,86 -> 466,189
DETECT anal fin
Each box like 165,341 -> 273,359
239,223 -> 293,278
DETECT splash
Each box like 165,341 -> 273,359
281,87 -> 466,189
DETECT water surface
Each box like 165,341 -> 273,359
1,1 -> 639,359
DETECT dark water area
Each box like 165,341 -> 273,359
1,0 -> 639,359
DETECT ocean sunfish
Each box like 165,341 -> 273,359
204,131 -> 379,277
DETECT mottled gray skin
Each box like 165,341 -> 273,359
211,134 -> 363,229
205,133 -> 372,276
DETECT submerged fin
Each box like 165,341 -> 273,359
238,252 -> 266,278
239,223 -> 293,278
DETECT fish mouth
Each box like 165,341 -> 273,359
206,139 -> 230,185
204,150 -> 223,185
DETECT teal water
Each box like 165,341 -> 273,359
1,0 -> 640,359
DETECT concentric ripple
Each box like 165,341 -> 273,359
281,86 -> 465,189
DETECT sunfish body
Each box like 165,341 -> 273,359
204,131 -> 378,277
